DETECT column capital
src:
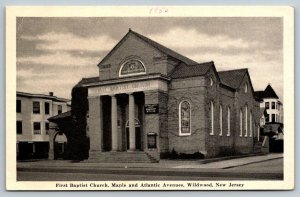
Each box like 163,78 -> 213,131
126,92 -> 134,95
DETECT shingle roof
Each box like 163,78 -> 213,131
254,84 -> 279,99
218,69 -> 248,89
170,61 -> 213,79
129,30 -> 198,65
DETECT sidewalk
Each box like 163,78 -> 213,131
17,153 -> 283,170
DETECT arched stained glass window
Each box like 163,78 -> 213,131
119,59 -> 146,77
179,101 -> 191,136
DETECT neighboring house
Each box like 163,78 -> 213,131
67,29 -> 266,163
16,91 -> 70,160
254,84 -> 283,125
254,85 -> 284,152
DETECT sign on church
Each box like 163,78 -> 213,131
144,104 -> 159,114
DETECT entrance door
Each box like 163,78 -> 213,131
126,128 -> 141,150
125,119 -> 141,150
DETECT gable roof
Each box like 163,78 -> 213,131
130,30 -> 198,65
218,68 -> 248,89
98,29 -> 197,66
254,84 -> 279,99
170,61 -> 213,79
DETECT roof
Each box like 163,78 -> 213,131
130,30 -> 198,65
218,69 -> 248,89
48,111 -> 72,122
17,91 -> 70,102
170,61 -> 213,79
99,29 -> 198,66
254,84 -> 279,99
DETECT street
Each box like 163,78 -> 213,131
17,158 -> 283,181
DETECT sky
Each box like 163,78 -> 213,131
16,17 -> 283,101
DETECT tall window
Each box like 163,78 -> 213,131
45,102 -> 50,115
17,100 -> 21,113
33,122 -> 41,134
245,83 -> 248,93
271,102 -> 275,109
210,101 -> 214,135
240,109 -> 243,137
179,101 -> 191,136
33,101 -> 40,114
45,122 -> 50,135
17,121 -> 22,134
219,105 -> 223,136
250,112 -> 253,137
245,106 -> 248,137
227,107 -> 231,136
265,102 -> 270,109
57,105 -> 62,114
272,114 -> 276,122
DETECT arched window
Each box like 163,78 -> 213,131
179,101 -> 191,136
227,107 -> 231,136
250,112 -> 253,137
210,101 -> 214,135
119,59 -> 146,77
219,105 -> 223,136
245,83 -> 248,93
245,106 -> 248,137
210,77 -> 214,86
240,109 -> 243,137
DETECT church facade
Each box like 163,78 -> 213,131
76,29 -> 263,161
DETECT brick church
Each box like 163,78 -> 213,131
52,29 -> 264,162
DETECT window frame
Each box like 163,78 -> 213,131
210,101 -> 214,135
57,105 -> 62,114
227,107 -> 231,136
178,100 -> 192,136
17,121 -> 22,134
17,100 -> 21,113
219,105 -> 223,136
45,122 -> 50,135
33,122 -> 41,135
32,101 -> 40,114
245,105 -> 248,137
240,109 -> 243,137
45,102 -> 50,115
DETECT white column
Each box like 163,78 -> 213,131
111,95 -> 118,151
128,93 -> 136,151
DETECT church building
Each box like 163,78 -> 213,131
73,29 -> 263,162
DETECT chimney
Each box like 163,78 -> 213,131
49,92 -> 54,96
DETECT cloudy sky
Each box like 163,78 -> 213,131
17,17 -> 283,100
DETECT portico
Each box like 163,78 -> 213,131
85,75 -> 169,158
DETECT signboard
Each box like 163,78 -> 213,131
144,104 -> 159,114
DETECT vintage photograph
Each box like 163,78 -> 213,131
7,6 -> 294,190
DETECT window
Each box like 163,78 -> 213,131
179,101 -> 191,136
17,121 -> 22,134
227,107 -> 231,136
272,114 -> 276,122
245,106 -> 248,137
250,112 -> 253,137
271,102 -> 275,109
119,59 -> 146,77
33,122 -> 41,134
45,102 -> 50,115
265,114 -> 270,123
245,83 -> 248,93
210,101 -> 214,135
57,105 -> 62,114
33,101 -> 40,114
17,100 -> 21,113
219,105 -> 223,136
240,110 -> 243,137
210,77 -> 214,86
45,122 -> 50,135
265,102 -> 270,110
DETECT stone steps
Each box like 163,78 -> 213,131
87,151 -> 158,163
